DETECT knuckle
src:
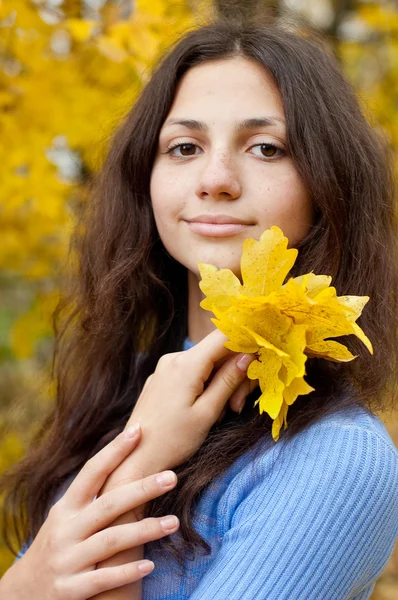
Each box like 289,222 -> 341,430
101,529 -> 117,550
158,352 -> 184,372
157,354 -> 171,368
48,554 -> 61,578
221,370 -> 238,391
141,518 -> 155,538
138,476 -> 151,498
99,492 -> 115,512
90,569 -> 106,593
82,454 -> 102,477
143,374 -> 153,389
47,501 -> 61,519
53,577 -> 68,599
170,352 -> 185,368
119,564 -> 132,584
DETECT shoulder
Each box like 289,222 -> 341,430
279,404 -> 398,468
278,405 -> 398,497
221,405 -> 398,530
209,407 -> 398,596
244,404 -> 397,480
188,408 -> 397,600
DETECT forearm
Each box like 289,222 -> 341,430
0,563 -> 28,600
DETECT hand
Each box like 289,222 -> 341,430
215,354 -> 259,420
3,427 -> 179,600
123,328 -> 256,477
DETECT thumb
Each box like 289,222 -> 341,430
194,352 -> 256,420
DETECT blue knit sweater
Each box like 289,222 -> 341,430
14,337 -> 398,599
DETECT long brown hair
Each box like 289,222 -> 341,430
2,17 -> 397,562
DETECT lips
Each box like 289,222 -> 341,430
186,214 -> 252,225
185,221 -> 251,238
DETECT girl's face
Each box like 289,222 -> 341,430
150,56 -> 313,280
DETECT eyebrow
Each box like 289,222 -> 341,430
161,117 -> 286,133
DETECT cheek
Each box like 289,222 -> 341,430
150,166 -> 187,240
256,169 -> 313,245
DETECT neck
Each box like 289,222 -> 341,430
187,270 -> 216,343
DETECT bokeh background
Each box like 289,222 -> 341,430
0,1 -> 397,596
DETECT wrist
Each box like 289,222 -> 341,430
0,563 -> 25,600
99,449 -> 161,495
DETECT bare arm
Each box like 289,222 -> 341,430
90,330 -> 254,599
0,429 -> 178,600
0,565 -> 25,600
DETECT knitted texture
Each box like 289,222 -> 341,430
14,337 -> 398,599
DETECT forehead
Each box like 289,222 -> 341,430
164,56 -> 284,123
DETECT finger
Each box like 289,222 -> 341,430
63,425 -> 142,510
73,559 -> 155,598
195,353 -> 256,420
229,378 -> 251,413
250,379 -> 260,394
185,329 -> 234,379
216,406 -> 227,424
75,471 -> 178,539
75,516 -> 179,569
230,378 -> 260,413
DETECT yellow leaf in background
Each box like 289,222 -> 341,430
137,0 -> 167,18
97,34 -> 128,62
198,226 -> 373,441
0,433 -> 25,476
65,19 -> 98,42
11,291 -> 60,359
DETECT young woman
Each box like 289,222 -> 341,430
1,17 -> 398,600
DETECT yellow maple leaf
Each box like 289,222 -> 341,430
65,19 -> 98,43
198,226 -> 373,441
241,226 -> 298,296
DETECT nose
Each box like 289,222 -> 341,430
195,150 -> 242,201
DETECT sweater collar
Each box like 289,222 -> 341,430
183,336 -> 196,351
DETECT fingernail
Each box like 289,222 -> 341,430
138,560 -> 155,574
123,423 -> 141,439
156,471 -> 176,486
160,515 -> 179,531
236,354 -> 253,372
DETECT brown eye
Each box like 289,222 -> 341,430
167,143 -> 198,157
180,144 -> 196,155
249,143 -> 283,160
260,144 -> 277,157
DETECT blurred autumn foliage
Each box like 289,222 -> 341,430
0,0 -> 210,573
0,1 -> 397,596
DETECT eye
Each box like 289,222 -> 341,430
249,143 -> 284,160
164,143 -> 201,157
